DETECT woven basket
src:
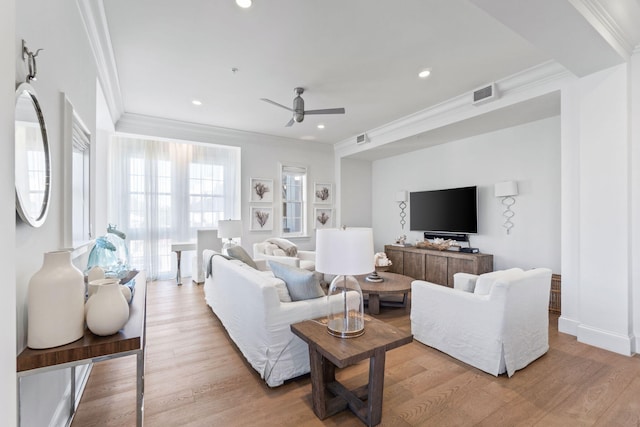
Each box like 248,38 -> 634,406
416,240 -> 453,251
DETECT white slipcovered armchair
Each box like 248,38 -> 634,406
253,238 -> 316,271
411,267 -> 552,377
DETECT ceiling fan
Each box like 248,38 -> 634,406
260,87 -> 346,127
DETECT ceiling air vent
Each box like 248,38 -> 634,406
356,133 -> 369,145
472,83 -> 498,105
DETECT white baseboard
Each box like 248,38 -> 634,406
558,315 -> 579,336
577,324 -> 633,356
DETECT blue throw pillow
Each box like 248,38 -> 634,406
268,261 -> 325,302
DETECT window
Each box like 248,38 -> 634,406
281,164 -> 307,237
189,162 -> 225,228
63,95 -> 92,248
110,136 -> 240,280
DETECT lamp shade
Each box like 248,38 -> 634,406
315,227 -> 374,276
395,190 -> 408,202
218,220 -> 242,239
494,181 -> 518,198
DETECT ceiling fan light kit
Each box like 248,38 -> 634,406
261,87 -> 345,127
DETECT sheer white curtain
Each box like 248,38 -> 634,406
109,136 -> 240,280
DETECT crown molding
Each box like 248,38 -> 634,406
76,0 -> 124,123
116,113 -> 331,152
335,61 -> 572,158
568,0 -> 634,60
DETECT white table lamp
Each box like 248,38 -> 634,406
218,219 -> 242,253
316,227 -> 374,338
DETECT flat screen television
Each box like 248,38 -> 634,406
409,186 -> 477,234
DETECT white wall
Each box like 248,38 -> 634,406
15,0 -> 99,425
115,115 -> 335,255
339,157 -> 372,228
1,0 -> 17,424
560,62 -> 635,355
369,116 -> 561,272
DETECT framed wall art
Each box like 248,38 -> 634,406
250,206 -> 274,231
314,208 -> 333,229
313,182 -> 333,204
250,178 -> 274,203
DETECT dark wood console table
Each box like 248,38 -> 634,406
291,316 -> 412,426
384,245 -> 493,287
17,271 -> 147,426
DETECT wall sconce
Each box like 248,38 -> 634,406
494,181 -> 518,234
395,190 -> 408,230
218,219 -> 242,253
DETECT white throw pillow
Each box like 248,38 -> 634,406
264,243 -> 279,256
272,248 -> 287,257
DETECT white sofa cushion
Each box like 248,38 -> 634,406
268,261 -> 325,301
474,268 -> 524,295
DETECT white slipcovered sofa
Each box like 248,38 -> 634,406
202,249 -> 348,387
411,267 -> 552,377
253,238 -> 315,271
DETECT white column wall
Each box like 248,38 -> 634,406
339,157 -> 372,228
1,0 -> 17,424
560,63 -> 633,355
631,51 -> 640,352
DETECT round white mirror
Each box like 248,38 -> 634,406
15,83 -> 51,227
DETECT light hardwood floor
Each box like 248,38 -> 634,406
72,280 -> 640,426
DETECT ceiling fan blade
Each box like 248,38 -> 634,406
285,117 -> 295,127
260,98 -> 294,112
304,108 -> 346,115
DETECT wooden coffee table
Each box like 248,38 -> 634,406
291,316 -> 412,426
356,272 -> 413,315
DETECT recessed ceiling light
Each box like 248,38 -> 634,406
418,69 -> 431,79
192,99 -> 202,106
317,124 -> 325,129
236,0 -> 252,8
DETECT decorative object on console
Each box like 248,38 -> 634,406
87,278 -> 132,304
86,224 -> 130,279
416,238 -> 455,251
218,219 -> 242,254
316,227 -> 374,338
250,178 -> 273,202
27,251 -> 85,349
367,252 -> 392,282
494,180 -> 519,234
395,190 -> 408,229
85,279 -> 130,336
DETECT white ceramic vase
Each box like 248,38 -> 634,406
86,280 -> 130,336
27,251 -> 85,349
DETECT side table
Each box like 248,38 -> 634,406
17,271 -> 147,426
356,272 -> 413,315
171,242 -> 195,285
291,316 -> 412,426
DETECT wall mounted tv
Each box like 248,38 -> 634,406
409,186 -> 478,234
